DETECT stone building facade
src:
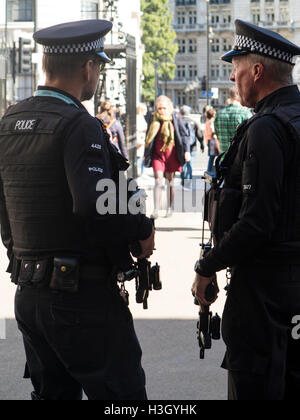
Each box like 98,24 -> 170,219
0,0 -> 143,115
167,0 -> 300,111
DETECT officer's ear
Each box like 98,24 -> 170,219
81,59 -> 95,82
252,62 -> 264,82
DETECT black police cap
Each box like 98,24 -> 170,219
222,19 -> 300,65
33,19 -> 113,63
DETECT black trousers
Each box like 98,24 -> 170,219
15,277 -> 147,400
222,264 -> 300,400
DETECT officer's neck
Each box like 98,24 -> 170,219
255,81 -> 291,106
45,78 -> 83,102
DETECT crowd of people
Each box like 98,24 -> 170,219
4,89 -> 252,221
126,88 -> 253,217
92,89 -> 253,219
5,89 -> 251,196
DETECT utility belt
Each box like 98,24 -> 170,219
11,256 -> 111,293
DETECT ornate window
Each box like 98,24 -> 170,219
211,64 -> 220,80
188,39 -> 197,54
177,39 -> 186,54
81,0 -> 98,19
211,39 -> 220,53
188,10 -> 197,25
7,0 -> 33,22
188,65 -> 197,79
177,65 -> 186,79
177,10 -> 186,25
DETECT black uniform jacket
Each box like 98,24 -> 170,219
200,85 -> 300,276
0,86 -> 152,267
61,92 -> 152,240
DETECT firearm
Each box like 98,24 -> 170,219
193,172 -> 221,360
114,227 -> 161,309
129,217 -> 161,309
194,274 -> 221,360
114,181 -> 162,309
135,258 -> 161,309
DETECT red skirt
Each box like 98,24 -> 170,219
152,135 -> 182,173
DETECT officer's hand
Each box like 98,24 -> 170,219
138,227 -> 155,259
192,273 -> 219,311
185,152 -> 191,162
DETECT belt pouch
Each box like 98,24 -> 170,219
11,257 -> 21,285
18,260 -> 35,286
31,260 -> 51,287
50,257 -> 79,293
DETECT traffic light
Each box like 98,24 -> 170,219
201,75 -> 207,91
18,38 -> 32,74
10,43 -> 17,83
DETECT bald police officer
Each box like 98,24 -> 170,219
0,20 -> 154,400
193,20 -> 300,400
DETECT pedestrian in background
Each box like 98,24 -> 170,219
214,87 -> 252,154
144,95 -> 190,218
201,105 -> 213,123
145,101 -> 154,127
204,108 -> 220,174
180,105 -> 204,187
97,100 -> 128,160
136,103 -> 147,176
180,105 -> 204,156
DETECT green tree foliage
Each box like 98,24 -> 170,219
141,0 -> 178,102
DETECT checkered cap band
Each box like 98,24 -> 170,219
43,38 -> 104,54
235,34 -> 294,64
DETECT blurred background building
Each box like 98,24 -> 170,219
0,0 -> 142,175
167,0 -> 300,112
1,0 -> 300,115
0,0 -> 143,114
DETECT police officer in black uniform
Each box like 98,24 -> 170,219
192,20 -> 300,400
0,20 -> 155,400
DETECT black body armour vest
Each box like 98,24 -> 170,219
211,102 -> 300,249
273,104 -> 300,242
268,104 -> 300,242
0,97 -> 88,259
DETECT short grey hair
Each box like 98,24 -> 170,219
247,54 -> 294,85
180,105 -> 191,116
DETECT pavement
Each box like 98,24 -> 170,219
0,150 -> 228,400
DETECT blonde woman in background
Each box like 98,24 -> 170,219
144,95 -> 190,218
